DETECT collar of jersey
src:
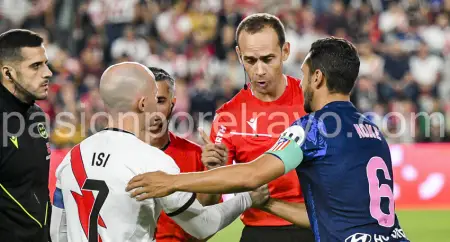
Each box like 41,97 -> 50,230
0,83 -> 34,113
323,101 -> 355,109
102,127 -> 135,136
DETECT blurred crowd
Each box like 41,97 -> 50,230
1,0 -> 450,147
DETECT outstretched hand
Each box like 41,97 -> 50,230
126,171 -> 176,201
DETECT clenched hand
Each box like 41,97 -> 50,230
249,184 -> 270,208
126,171 -> 176,200
199,128 -> 228,170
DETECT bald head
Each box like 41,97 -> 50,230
100,62 -> 156,113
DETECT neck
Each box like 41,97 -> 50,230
315,93 -> 350,111
107,116 -> 142,138
149,128 -> 170,149
2,81 -> 33,104
252,74 -> 286,102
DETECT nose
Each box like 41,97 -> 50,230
255,61 -> 266,76
43,64 -> 53,78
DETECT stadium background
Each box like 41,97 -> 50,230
2,0 -> 449,241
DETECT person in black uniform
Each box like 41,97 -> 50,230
0,29 -> 53,242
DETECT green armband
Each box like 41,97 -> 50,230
264,125 -> 306,174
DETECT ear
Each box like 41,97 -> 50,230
171,97 -> 177,107
1,65 -> 15,81
235,46 -> 243,64
137,96 -> 146,113
281,42 -> 290,62
312,69 -> 325,90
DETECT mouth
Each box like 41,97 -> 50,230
41,81 -> 49,88
255,81 -> 268,88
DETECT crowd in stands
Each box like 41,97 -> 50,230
1,0 -> 450,147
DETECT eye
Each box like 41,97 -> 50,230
262,57 -> 273,63
157,98 -> 166,104
245,58 -> 257,65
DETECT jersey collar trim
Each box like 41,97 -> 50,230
102,128 -> 135,136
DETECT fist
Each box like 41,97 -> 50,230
249,184 -> 270,208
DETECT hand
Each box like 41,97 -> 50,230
199,128 -> 228,170
249,184 -> 270,208
126,171 -> 176,201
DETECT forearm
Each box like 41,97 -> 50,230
172,193 -> 252,240
172,162 -> 263,194
196,193 -> 222,206
262,198 -> 310,228
172,153 -> 286,195
50,206 -> 68,242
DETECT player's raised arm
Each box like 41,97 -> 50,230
126,125 -> 306,199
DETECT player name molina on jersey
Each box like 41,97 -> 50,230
214,103 -> 305,138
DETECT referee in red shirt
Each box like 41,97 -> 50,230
147,67 -> 222,242
204,14 -> 314,242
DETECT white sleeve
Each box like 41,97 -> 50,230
51,154 -> 70,242
156,192 -> 252,240
50,205 -> 67,242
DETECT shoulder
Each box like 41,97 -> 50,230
287,75 -> 302,91
138,141 -> 180,175
292,113 -> 327,135
215,88 -> 249,114
170,132 -> 202,155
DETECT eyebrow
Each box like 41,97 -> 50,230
29,60 -> 48,66
243,54 -> 276,60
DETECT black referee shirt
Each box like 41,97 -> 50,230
0,83 -> 51,242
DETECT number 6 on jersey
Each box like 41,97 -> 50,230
366,156 -> 395,227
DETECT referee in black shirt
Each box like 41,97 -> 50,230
0,29 -> 53,241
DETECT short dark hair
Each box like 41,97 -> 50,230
236,13 -> 286,48
148,66 -> 175,91
306,37 -> 360,95
0,29 -> 44,63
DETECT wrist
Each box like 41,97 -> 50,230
171,174 -> 182,192
263,198 -> 275,211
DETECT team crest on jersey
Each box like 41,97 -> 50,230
38,123 -> 49,139
270,138 -> 291,151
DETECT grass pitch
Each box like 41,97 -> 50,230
209,210 -> 450,242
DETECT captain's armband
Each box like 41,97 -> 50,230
264,125 -> 306,174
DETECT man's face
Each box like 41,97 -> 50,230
15,46 -> 52,100
151,80 -> 174,132
301,56 -> 314,114
237,27 -> 288,95
145,79 -> 158,114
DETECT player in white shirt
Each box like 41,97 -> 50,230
50,62 -> 267,242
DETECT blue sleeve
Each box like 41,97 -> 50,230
53,188 -> 64,209
293,114 -> 328,163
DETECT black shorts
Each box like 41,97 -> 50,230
240,225 -> 315,242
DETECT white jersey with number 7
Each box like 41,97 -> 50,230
50,128 -> 252,242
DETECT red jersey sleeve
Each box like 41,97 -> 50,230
209,112 -> 235,165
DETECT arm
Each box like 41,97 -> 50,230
172,154 -> 286,194
170,125 -> 306,194
262,198 -> 310,228
50,188 -> 67,242
127,125 -> 306,199
157,191 -> 252,240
